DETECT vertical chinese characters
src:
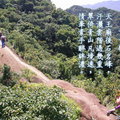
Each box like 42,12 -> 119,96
78,13 -> 113,74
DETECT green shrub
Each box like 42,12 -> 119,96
71,73 -> 120,107
0,64 -> 19,87
0,83 -> 81,120
21,69 -> 35,82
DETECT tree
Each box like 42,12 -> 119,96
1,64 -> 12,86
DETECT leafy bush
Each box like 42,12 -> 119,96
0,83 -> 81,120
0,64 -> 19,87
71,73 -> 120,107
38,59 -> 60,79
21,69 -> 35,82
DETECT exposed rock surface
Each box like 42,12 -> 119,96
0,46 -> 116,120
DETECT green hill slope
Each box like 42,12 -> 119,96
0,0 -> 120,80
66,5 -> 120,38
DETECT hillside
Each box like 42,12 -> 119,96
66,5 -> 120,38
0,0 -> 119,80
0,46 -> 115,120
0,46 -> 49,83
0,0 -> 80,80
83,0 -> 120,12
0,0 -> 120,119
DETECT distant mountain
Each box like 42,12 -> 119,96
66,6 -> 93,16
83,0 -> 120,12
66,6 -> 120,38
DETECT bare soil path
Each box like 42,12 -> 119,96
0,46 -> 49,83
0,46 -> 116,120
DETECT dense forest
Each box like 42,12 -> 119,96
0,0 -> 120,117
0,0 -> 80,80
66,5 -> 120,39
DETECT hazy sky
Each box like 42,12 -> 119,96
51,0 -> 118,10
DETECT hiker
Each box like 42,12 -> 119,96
107,90 -> 120,116
0,31 -> 6,48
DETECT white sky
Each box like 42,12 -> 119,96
51,0 -> 118,10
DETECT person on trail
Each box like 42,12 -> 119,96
0,31 -> 6,48
107,90 -> 120,116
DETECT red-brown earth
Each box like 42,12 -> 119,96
0,46 -> 116,120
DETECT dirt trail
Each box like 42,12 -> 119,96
0,47 -> 49,83
47,80 -> 116,120
0,46 -> 116,120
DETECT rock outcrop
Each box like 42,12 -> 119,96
0,46 -> 116,120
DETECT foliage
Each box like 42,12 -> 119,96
71,73 -> 120,108
66,6 -> 120,38
0,0 -> 80,80
38,59 -> 60,79
21,69 -> 35,82
0,83 -> 81,120
0,0 -> 120,110
0,64 -> 19,87
58,55 -> 80,81
0,0 -> 119,80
